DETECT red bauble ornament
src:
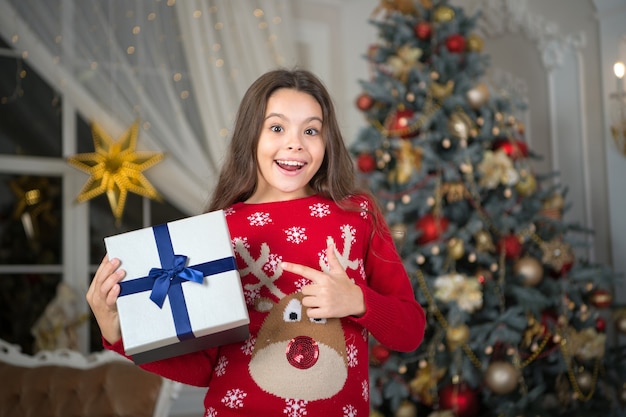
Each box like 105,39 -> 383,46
356,153 -> 376,173
596,317 -> 607,332
589,289 -> 612,309
415,213 -> 449,244
386,109 -> 417,138
371,343 -> 391,365
497,235 -> 523,259
356,93 -> 374,111
559,259 -> 574,276
439,382 -> 480,417
541,309 -> 558,335
445,34 -> 466,53
492,138 -> 529,160
414,21 -> 432,40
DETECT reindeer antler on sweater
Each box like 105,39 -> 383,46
236,239 -> 286,300
322,225 -> 360,273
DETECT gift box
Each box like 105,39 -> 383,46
104,210 -> 249,365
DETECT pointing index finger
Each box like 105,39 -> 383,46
281,261 -> 318,283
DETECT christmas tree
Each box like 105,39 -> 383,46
350,1 -> 626,416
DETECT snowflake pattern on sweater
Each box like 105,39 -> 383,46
110,194 -> 425,417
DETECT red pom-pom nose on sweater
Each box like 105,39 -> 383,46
286,336 -> 319,369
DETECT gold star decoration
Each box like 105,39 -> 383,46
67,120 -> 164,224
8,175 -> 59,241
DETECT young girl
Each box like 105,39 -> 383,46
87,68 -> 426,416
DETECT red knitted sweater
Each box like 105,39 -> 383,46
106,194 -> 425,416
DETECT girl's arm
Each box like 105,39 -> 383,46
351,214 -> 426,352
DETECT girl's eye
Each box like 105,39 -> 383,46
270,125 -> 283,133
304,128 -> 319,136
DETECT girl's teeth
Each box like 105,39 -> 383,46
277,160 -> 304,166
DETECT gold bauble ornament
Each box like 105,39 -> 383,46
515,173 -> 537,196
395,400 -> 417,417
446,324 -> 470,351
467,34 -> 484,52
474,229 -> 495,252
447,111 -> 473,141
447,237 -> 465,260
514,256 -> 544,287
484,361 -> 520,395
466,83 -> 490,109
370,410 -> 385,417
433,5 -> 455,22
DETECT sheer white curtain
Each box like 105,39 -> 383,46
0,0 -> 298,214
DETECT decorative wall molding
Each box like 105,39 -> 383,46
470,0 -> 586,70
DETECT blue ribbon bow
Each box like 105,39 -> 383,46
148,254 -> 204,308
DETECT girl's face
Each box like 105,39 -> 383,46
247,88 -> 325,203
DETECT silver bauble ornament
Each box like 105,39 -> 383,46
484,361 -> 520,395
514,256 -> 544,287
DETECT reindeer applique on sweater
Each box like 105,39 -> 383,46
235,227 -> 360,401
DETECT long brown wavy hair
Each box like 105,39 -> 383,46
206,68 -> 362,212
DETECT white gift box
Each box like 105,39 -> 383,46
104,210 -> 249,365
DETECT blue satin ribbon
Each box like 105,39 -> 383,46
118,223 -> 236,341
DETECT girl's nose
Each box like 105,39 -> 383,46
286,132 -> 304,150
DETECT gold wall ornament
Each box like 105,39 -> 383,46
67,120 -> 164,224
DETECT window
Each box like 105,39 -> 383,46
0,40 -> 186,355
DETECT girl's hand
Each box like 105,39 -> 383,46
86,255 -> 126,344
281,242 -> 365,319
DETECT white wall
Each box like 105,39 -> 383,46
594,0 -> 626,305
